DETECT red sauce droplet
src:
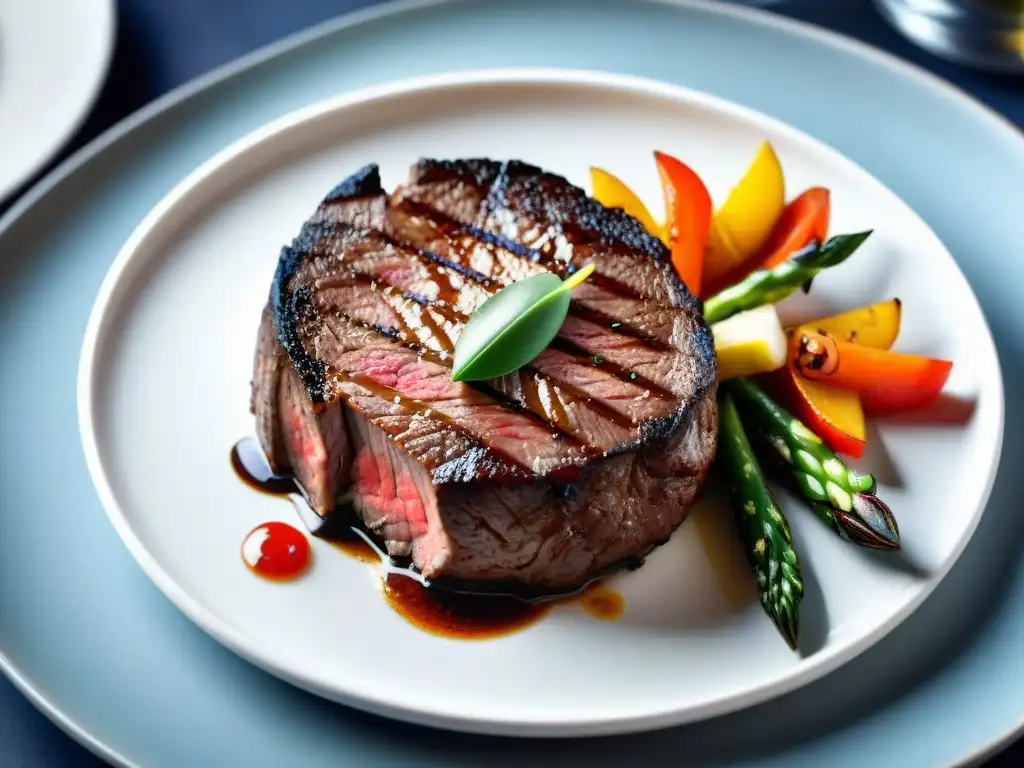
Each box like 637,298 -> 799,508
241,522 -> 311,581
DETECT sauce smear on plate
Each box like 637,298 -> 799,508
382,573 -> 550,639
231,438 -> 293,496
579,583 -> 626,620
231,437 -> 622,636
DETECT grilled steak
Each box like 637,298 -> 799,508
250,159 -> 717,592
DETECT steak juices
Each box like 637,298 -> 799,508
250,159 -> 717,594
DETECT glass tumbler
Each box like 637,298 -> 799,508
874,0 -> 1024,73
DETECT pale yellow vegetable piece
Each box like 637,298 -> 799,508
788,298 -> 902,350
704,141 -> 786,287
711,304 -> 788,381
589,166 -> 666,243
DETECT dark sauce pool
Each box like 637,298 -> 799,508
231,438 -> 379,565
231,437 -> 623,638
381,574 -> 549,639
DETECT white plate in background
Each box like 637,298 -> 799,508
0,0 -> 115,200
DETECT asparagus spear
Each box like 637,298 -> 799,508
718,391 -> 804,650
703,232 -> 872,324
725,377 -> 900,551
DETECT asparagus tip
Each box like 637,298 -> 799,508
835,493 -> 901,551
774,608 -> 800,651
760,590 -> 800,650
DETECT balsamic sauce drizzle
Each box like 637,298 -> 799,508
231,437 -> 608,637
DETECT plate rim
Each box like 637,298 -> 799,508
0,0 -> 118,201
75,65 -> 1005,738
0,0 -> 1020,762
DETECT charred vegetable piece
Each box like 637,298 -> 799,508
787,329 -> 952,416
788,298 -> 901,350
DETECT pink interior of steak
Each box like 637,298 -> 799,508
250,160 -> 717,590
345,412 -> 451,574
277,367 -> 349,514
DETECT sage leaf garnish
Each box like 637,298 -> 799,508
450,263 -> 595,382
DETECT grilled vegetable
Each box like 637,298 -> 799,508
726,377 -> 899,550
703,231 -> 872,325
768,368 -> 866,458
705,186 -> 830,297
788,298 -> 901,350
788,329 -> 952,416
711,305 -> 788,381
757,187 -> 831,270
655,150 -> 712,295
718,391 -> 803,650
704,141 -> 786,291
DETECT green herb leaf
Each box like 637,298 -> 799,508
451,264 -> 595,382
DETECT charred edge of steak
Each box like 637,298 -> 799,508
273,238 -> 330,403
322,162 -> 383,204
272,164 -> 387,404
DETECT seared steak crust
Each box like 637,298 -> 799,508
251,160 -> 718,590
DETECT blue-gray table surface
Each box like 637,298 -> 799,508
1,1 -> 1021,765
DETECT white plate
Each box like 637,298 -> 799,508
77,69 -> 1003,738
0,0 -> 114,200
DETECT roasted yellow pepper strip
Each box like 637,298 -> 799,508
704,141 -> 785,289
589,166 -> 665,242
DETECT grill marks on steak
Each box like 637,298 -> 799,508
316,314 -> 595,476
395,159 -> 693,307
313,279 -> 638,452
299,202 -> 685,453
306,240 -> 679,451
389,163 -> 714,404
296,167 -> 715,412
309,313 -> 533,483
251,160 -> 718,589
390,199 -> 685,349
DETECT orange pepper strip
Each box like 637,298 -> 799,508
654,151 -> 712,296
788,330 -> 953,416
